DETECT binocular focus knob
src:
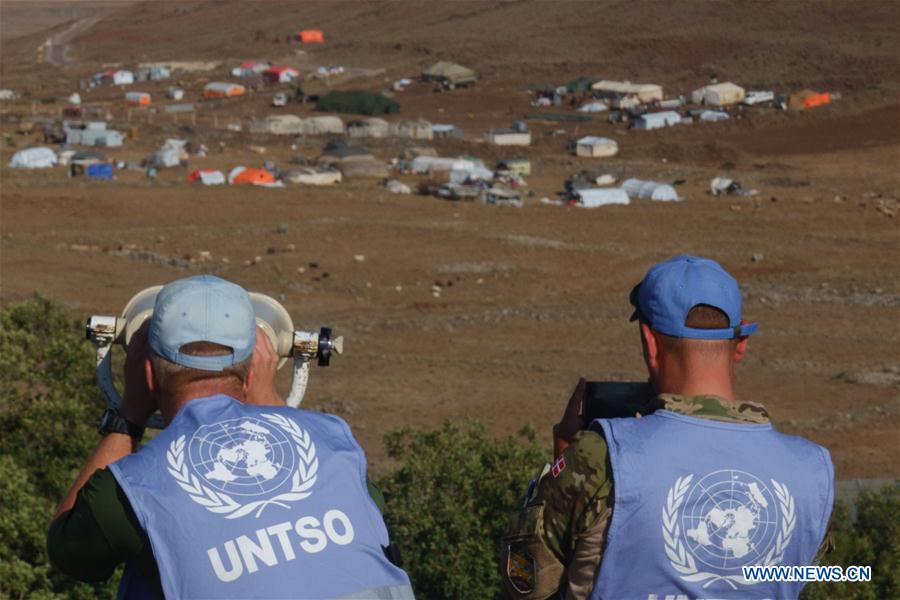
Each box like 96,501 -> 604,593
316,327 -> 344,366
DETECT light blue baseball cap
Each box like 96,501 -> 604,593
629,255 -> 758,340
149,275 -> 256,371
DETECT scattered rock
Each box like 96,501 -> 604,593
751,253 -> 764,263
276,224 -> 288,234
353,254 -> 366,262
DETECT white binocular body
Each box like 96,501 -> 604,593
86,286 -> 343,429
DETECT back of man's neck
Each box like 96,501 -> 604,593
163,385 -> 245,424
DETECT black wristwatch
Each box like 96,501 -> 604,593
98,408 -> 146,441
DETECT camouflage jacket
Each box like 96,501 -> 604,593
500,394 -> 833,599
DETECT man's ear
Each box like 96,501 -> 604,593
243,363 -> 256,394
144,358 -> 157,394
640,322 -> 661,371
734,336 -> 749,363
734,319 -> 750,363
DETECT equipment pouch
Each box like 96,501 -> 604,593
501,501 -> 565,599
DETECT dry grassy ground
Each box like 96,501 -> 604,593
1,1 -> 898,477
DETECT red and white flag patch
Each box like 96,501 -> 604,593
551,456 -> 566,478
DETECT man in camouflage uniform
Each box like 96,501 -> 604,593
501,255 -> 834,599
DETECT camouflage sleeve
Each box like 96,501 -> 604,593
500,430 -> 613,599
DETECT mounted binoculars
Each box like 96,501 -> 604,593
85,286 -> 343,429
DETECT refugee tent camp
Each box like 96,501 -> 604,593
691,82 -> 745,106
485,128 -> 531,146
573,188 -> 630,207
187,169 -> 226,185
125,92 -> 151,106
285,167 -> 342,185
789,90 -> 831,110
299,30 -> 325,43
228,166 -> 277,185
575,136 -> 619,158
591,80 -> 663,103
251,115 -> 305,135
421,62 -> 477,87
64,122 -> 124,147
389,119 -> 433,140
432,124 -> 463,139
622,178 -> 679,201
232,61 -> 269,77
264,66 -> 301,84
347,118 -> 389,138
317,91 -> 399,115
410,156 -> 480,174
565,77 -> 596,93
301,116 -> 344,135
632,111 -> 682,130
203,82 -> 246,98
496,159 -> 531,176
84,163 -> 113,180
9,147 -> 58,168
699,110 -> 730,122
102,69 -> 134,85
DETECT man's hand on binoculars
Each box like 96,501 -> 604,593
122,321 -> 158,427
246,326 -> 283,407
553,378 -> 586,458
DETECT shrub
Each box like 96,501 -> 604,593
0,296 -> 117,599
376,421 -> 547,600
802,486 -> 900,599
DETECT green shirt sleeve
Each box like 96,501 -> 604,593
536,430 -> 614,564
47,466 -> 162,597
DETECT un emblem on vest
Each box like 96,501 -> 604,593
167,413 -> 318,519
662,470 -> 795,589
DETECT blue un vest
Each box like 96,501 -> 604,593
110,395 -> 414,599
590,410 -> 833,600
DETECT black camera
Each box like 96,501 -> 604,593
582,381 -> 661,423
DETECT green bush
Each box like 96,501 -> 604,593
376,421 -> 546,600
0,296 -> 118,599
802,486 -> 900,599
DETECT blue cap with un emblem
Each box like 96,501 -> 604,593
629,255 -> 758,340
149,275 -> 256,371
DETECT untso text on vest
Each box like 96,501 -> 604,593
110,395 -> 413,599
590,410 -> 833,600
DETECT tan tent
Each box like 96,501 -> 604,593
591,80 -> 663,103
422,61 -> 476,86
347,118 -> 389,138
389,119 -> 433,140
691,82 -> 745,106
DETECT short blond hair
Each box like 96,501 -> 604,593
150,341 -> 252,394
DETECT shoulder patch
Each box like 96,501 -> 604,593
506,543 -> 535,594
551,456 -> 566,478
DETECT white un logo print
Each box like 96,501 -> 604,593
662,470 -> 796,589
167,413 -> 319,519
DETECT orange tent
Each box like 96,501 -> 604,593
299,30 -> 324,43
125,92 -> 151,106
789,90 -> 831,111
231,168 -> 275,186
203,82 -> 246,99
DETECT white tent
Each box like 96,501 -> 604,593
633,111 -> 682,130
577,101 -> 608,113
699,110 -> 730,122
575,136 -> 619,158
622,178 -> 679,201
575,188 -> 630,208
691,82 -> 745,106
301,116 -> 344,135
410,156 -> 480,174
9,147 -> 58,169
449,166 -> 493,183
591,80 -> 663,103
347,118 -> 389,138
110,70 -> 134,85
251,115 -> 304,135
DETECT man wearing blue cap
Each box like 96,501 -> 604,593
49,275 -> 414,599
501,256 -> 834,599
